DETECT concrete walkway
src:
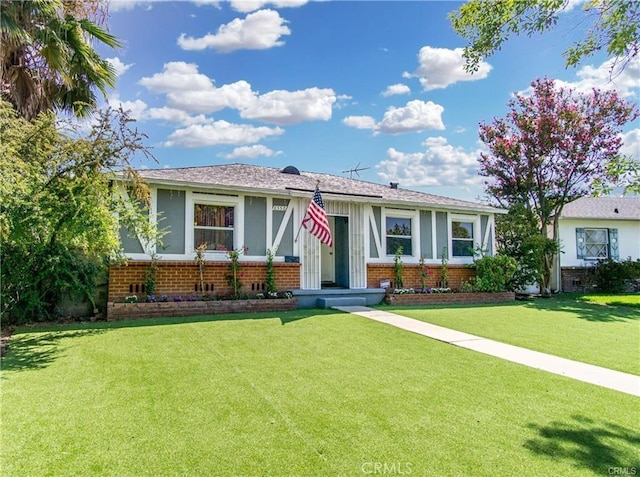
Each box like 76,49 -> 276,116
334,306 -> 640,397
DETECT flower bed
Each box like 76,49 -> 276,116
107,298 -> 297,321
384,291 -> 515,306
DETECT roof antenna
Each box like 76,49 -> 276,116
342,162 -> 371,179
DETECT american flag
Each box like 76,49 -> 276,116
302,187 -> 332,247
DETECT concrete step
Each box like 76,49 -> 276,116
317,297 -> 367,309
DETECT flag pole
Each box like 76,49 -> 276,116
294,181 -> 320,243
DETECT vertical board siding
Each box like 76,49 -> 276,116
419,210 -> 433,259
157,189 -> 186,254
244,196 -> 267,256
435,211 -> 448,257
350,203 -> 367,288
301,198 -> 321,289
272,198 -> 293,256
369,206 -> 382,258
324,200 -> 350,216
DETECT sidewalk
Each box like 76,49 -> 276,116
334,305 -> 640,397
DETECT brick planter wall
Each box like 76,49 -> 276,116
384,292 -> 515,306
367,264 -> 475,290
106,298 -> 298,321
108,261 -> 301,302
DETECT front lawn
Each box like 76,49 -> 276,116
2,310 -> 638,476
574,293 -> 640,309
383,295 -> 640,375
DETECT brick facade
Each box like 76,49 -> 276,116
367,264 -> 476,290
384,291 -> 515,306
560,267 -> 597,293
109,261 -> 478,302
108,261 -> 301,301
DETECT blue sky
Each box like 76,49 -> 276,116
101,0 -> 639,202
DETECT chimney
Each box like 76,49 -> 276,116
389,182 -> 399,189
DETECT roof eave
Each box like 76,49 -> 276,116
119,174 -> 504,215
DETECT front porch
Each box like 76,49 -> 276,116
292,287 -> 386,308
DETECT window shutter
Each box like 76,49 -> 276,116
608,228 -> 619,261
576,228 -> 586,259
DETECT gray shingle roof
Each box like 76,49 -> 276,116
560,197 -> 640,220
136,163 -> 501,214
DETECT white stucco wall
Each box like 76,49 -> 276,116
557,218 -> 640,268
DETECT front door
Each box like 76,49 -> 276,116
321,216 -> 335,285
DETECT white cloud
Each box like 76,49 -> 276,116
146,107 -> 213,126
342,100 -> 445,134
168,80 -> 256,114
223,144 -> 283,159
230,0 -> 308,13
192,0 -> 222,6
403,46 -> 492,91
139,62 -> 213,93
342,115 -> 377,129
558,56 -> 640,97
562,0 -> 585,12
517,57 -> 640,99
240,87 -> 336,125
381,83 -> 411,97
139,62 -> 257,114
620,128 -> 640,159
164,121 -> 284,148
108,98 -> 148,120
376,137 -> 483,187
377,100 -> 445,134
106,97 -> 215,126
177,9 -> 290,52
109,1 -> 150,12
106,57 -> 133,77
139,62 -> 341,125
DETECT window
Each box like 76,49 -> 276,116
193,204 -> 234,251
452,221 -> 474,257
584,228 -> 609,259
386,217 -> 412,255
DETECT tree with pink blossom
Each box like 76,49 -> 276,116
479,77 -> 638,294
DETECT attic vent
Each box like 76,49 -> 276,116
281,165 -> 300,175
389,182 -> 399,189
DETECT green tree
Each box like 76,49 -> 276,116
478,78 -> 637,294
1,0 -> 120,119
450,0 -> 640,74
0,101 -> 157,323
495,203 -> 558,292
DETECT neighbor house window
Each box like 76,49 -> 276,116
584,228 -> 609,259
193,204 -> 234,251
386,217 -> 412,255
452,221 -> 474,257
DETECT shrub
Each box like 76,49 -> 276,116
593,258 -> 640,293
473,255 -> 517,292
266,249 -> 277,294
393,247 -> 404,288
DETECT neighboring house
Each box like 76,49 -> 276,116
553,197 -> 640,293
110,164 -> 502,305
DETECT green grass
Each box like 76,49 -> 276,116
382,295 -> 640,375
574,293 -> 640,309
2,310 -> 639,476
